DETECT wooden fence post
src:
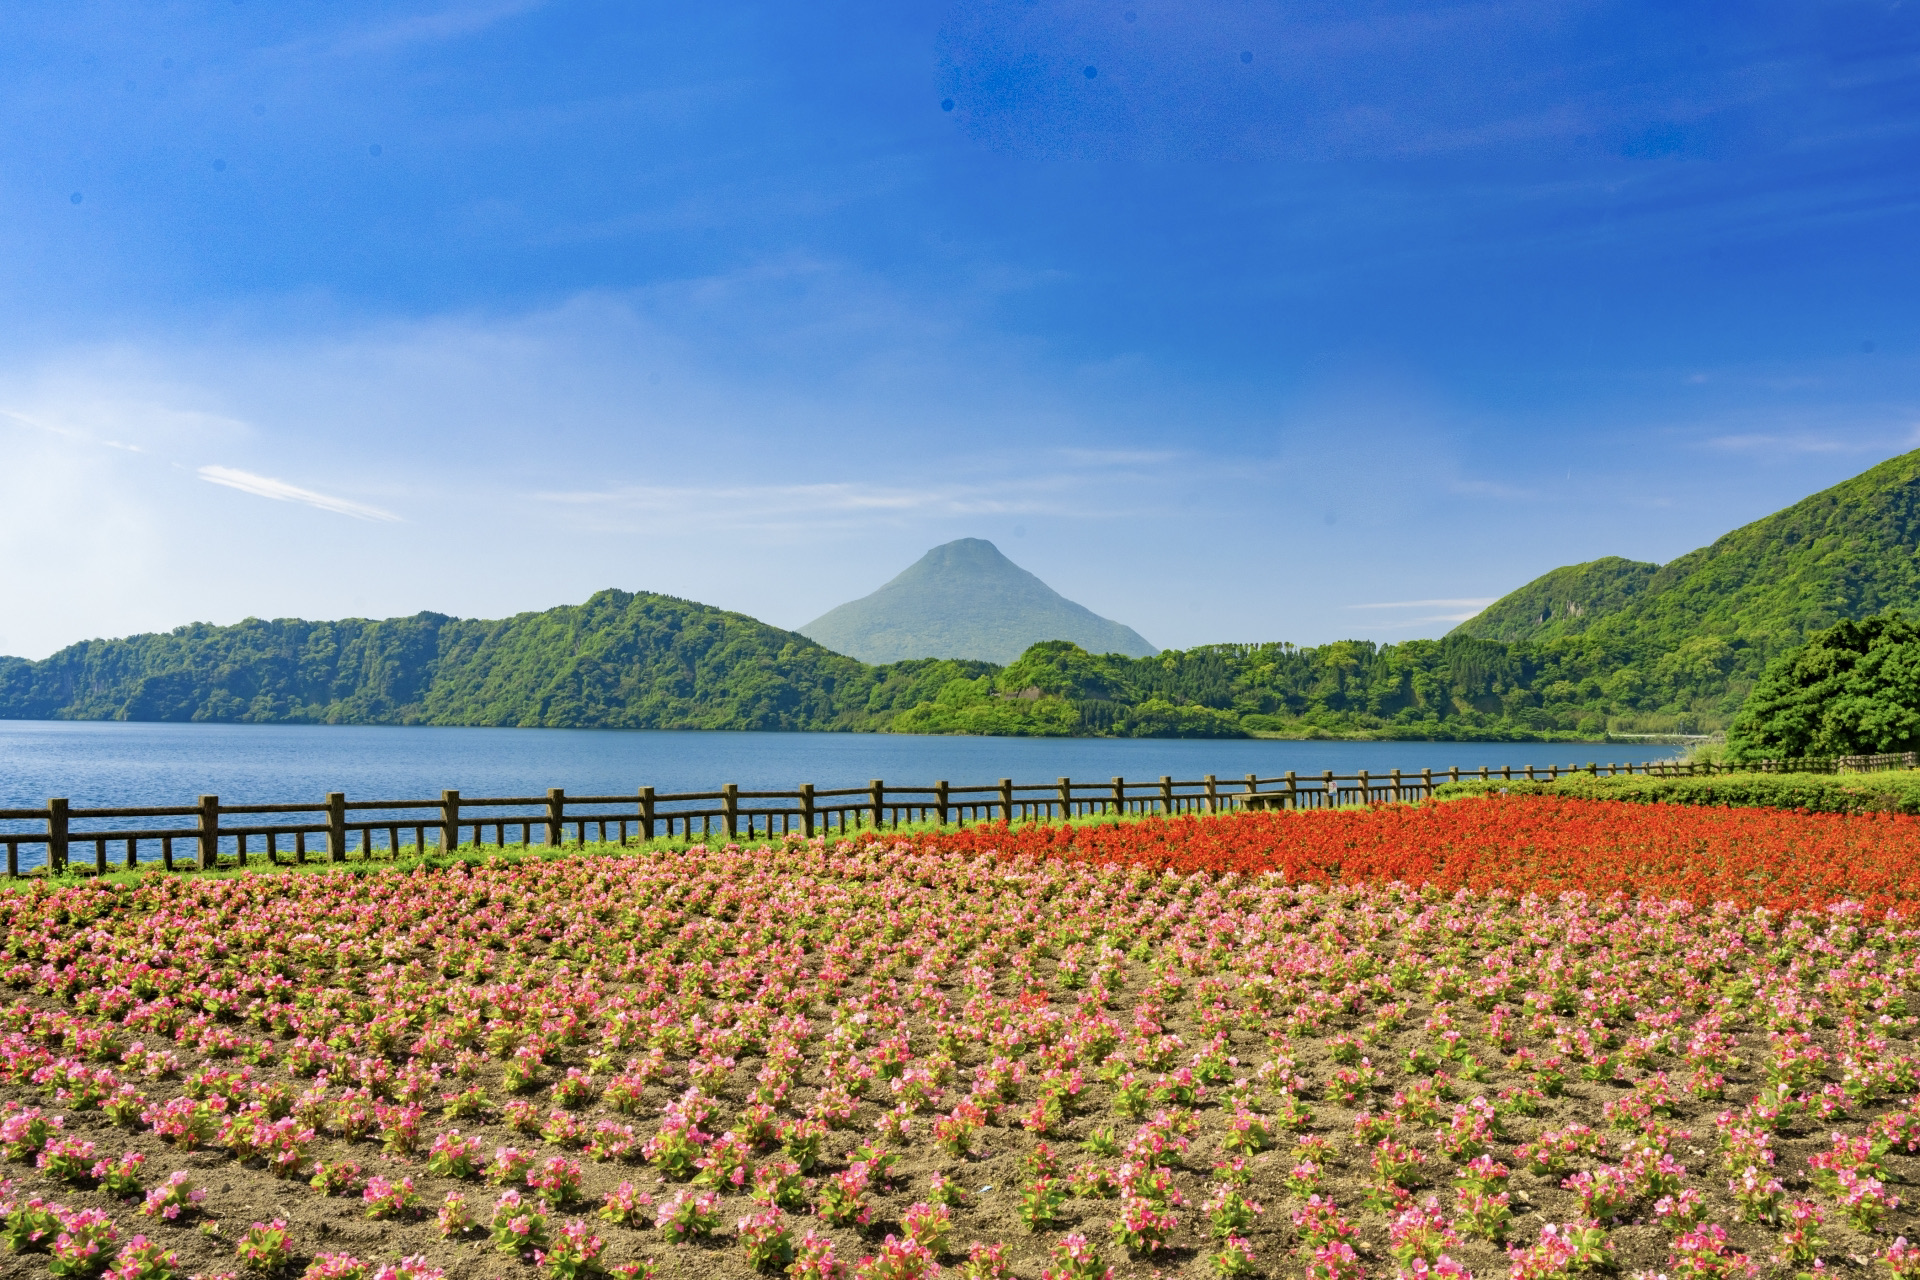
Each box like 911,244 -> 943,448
442,790 -> 460,855
1322,770 -> 1334,807
935,780 -> 950,826
1001,778 -> 1014,824
197,795 -> 219,871
1358,770 -> 1370,806
1421,767 -> 1432,799
1244,773 -> 1259,808
1160,775 -> 1174,815
797,784 -> 814,838
1391,768 -> 1402,801
46,798 -> 68,874
327,793 -> 346,862
1285,770 -> 1298,809
546,788 -> 565,848
1450,765 -> 1460,786
871,780 -> 885,830
724,783 -> 739,839
1112,776 -> 1125,816
1058,777 -> 1072,820
637,787 -> 655,842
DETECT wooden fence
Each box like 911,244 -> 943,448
3,749 -> 1915,878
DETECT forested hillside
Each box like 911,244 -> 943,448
0,591 -> 992,732
1452,447 -> 1920,733
880,636 -> 1584,739
0,596 -> 1586,740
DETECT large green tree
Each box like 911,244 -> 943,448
1726,616 -> 1920,760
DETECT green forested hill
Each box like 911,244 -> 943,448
0,593 -> 1576,740
1455,556 -> 1659,644
0,591 -> 993,731
886,636 -> 1569,739
1451,447 -> 1920,732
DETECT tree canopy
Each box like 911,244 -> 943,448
1726,615 -> 1920,760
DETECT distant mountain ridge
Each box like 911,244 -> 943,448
0,595 -> 1584,741
798,538 -> 1157,665
12,451 -> 1920,741
1451,446 -> 1920,730
0,591 -> 992,731
0,589 -> 1570,742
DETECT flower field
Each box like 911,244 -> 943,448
929,797 -> 1920,916
0,797 -> 1919,1280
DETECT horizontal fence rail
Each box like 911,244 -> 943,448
2,749 -> 1915,878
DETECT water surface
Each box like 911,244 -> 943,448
0,720 -> 1680,808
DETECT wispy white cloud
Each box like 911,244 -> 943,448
1,406 -> 149,452
331,0 -> 545,55
197,466 -> 401,523
535,479 -> 1085,528
1346,597 -> 1494,625
2,396 -> 252,456
1367,613 -> 1487,628
1705,433 -> 1857,454
1451,478 -> 1535,499
1055,447 -> 1180,466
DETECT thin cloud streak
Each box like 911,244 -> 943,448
535,475 -> 1131,524
1054,447 -> 1181,466
330,0 -> 546,55
1706,433 -> 1860,454
1367,612 -> 1489,628
197,466 -> 401,523
1451,479 -> 1535,499
1347,598 -> 1497,610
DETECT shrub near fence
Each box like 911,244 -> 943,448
1435,765 -> 1920,815
2,750 -> 1916,878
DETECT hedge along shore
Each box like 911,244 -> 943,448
1432,768 -> 1920,815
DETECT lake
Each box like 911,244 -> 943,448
0,720 -> 1680,809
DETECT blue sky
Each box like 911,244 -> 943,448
2,1 -> 1917,660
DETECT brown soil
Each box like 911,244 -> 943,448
0,881 -> 1914,1280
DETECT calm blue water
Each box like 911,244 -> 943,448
0,720 -> 1679,808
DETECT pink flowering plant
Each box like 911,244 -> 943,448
103,1235 -> 178,1280
49,1206 -> 121,1279
489,1189 -> 551,1258
1,833 -> 1920,1280
234,1219 -> 294,1273
139,1171 -> 205,1222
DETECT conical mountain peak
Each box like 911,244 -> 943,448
799,539 -> 1157,665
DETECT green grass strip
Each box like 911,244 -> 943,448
1433,767 -> 1920,814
